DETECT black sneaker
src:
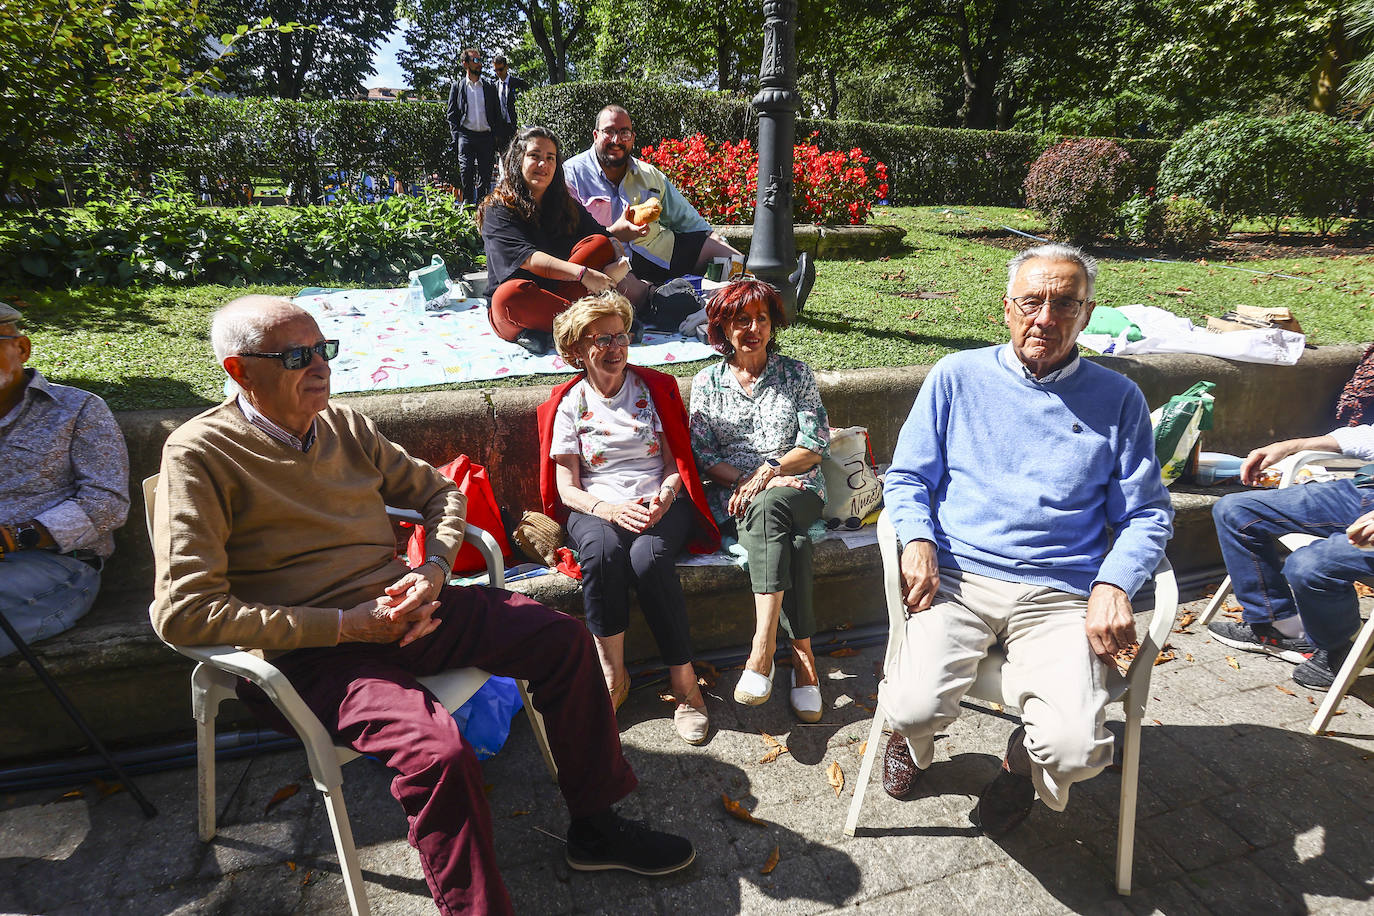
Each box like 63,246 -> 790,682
513,328 -> 554,356
1293,644 -> 1353,690
1208,619 -> 1313,664
565,812 -> 695,876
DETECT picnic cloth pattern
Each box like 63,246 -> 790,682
286,287 -> 720,395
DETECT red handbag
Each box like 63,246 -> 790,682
405,455 -> 514,575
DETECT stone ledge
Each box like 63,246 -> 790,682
714,223 -> 907,260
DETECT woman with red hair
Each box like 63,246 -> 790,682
688,280 -> 832,723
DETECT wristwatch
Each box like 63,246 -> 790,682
765,457 -> 782,473
422,554 -> 451,578
15,524 -> 41,550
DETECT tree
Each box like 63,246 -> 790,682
206,0 -> 397,99
400,0 -> 592,86
395,0 -> 527,92
0,0 -> 275,200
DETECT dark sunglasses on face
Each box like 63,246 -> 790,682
241,340 -> 339,370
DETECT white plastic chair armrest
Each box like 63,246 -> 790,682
169,643 -> 344,788
1124,558 -> 1179,695
383,507 -> 505,585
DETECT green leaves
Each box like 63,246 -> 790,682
0,192 -> 481,289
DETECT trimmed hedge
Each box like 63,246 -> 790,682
63,84 -> 1174,210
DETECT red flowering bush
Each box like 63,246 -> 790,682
638,133 -> 888,225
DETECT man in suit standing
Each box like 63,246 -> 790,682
491,54 -> 529,156
445,48 -> 508,207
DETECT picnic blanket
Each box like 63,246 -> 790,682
1078,303 -> 1306,366
288,287 -> 719,394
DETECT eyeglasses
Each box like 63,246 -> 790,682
586,332 -> 630,350
731,313 -> 770,328
464,55 -> 482,63
599,128 -> 635,141
1006,296 -> 1086,318
241,340 -> 339,370
0,334 -> 23,340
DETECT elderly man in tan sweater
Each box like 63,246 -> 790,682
150,296 -> 693,915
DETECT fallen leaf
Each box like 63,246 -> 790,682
659,692 -> 676,704
1309,696 -> 1317,705
881,270 -> 906,280
1226,656 -> 1240,670
1174,611 -> 1196,632
901,310 -> 922,320
859,740 -> 868,756
61,789 -> 84,799
1185,653 -> 1194,662
829,647 -> 859,657
760,746 -> 789,764
301,869 -> 315,886
265,783 -> 300,815
1355,582 -> 1373,598
1152,719 -> 1162,726
509,810 -> 530,817
761,731 -> 785,748
694,660 -> 720,688
1113,643 -> 1140,676
760,845 -> 780,875
1153,650 -> 1177,666
826,761 -> 845,797
92,778 -> 124,798
286,861 -> 297,872
854,703 -> 875,713
987,701 -> 1003,712
1275,685 -> 1297,697
722,793 -> 767,826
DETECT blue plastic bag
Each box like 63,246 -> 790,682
452,676 -> 522,760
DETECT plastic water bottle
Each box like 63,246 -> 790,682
405,280 -> 425,317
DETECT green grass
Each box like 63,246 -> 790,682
9,205 -> 1373,411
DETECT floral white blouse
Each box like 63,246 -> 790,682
550,372 -> 665,503
689,353 -> 831,522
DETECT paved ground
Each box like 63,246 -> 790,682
3,592 -> 1374,915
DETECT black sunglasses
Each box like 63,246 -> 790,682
241,340 -> 339,370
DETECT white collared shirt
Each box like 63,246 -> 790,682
462,77 -> 489,132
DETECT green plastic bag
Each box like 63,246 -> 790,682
1150,381 -> 1215,486
1083,306 -> 1144,342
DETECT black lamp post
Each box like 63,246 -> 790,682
748,0 -> 813,321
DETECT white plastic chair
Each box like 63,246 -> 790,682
843,509 -> 1179,897
143,475 -> 557,916
1197,450 -> 1367,627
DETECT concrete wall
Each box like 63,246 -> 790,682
103,344 -> 1365,599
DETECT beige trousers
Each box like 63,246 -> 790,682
877,567 -> 1114,811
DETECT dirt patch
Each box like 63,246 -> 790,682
955,227 -> 1374,262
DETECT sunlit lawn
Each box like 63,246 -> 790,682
8,206 -> 1372,411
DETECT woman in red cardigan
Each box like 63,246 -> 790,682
537,292 -> 719,744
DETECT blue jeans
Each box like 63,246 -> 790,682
0,550 -> 101,657
1213,480 -> 1374,651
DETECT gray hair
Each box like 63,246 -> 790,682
1006,243 -> 1098,299
210,296 -> 307,392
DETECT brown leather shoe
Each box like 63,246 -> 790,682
972,726 -> 1034,838
882,733 -> 921,800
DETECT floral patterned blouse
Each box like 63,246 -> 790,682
689,353 -> 831,522
550,373 -> 665,503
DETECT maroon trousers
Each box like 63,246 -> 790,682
488,234 -> 617,341
239,586 -> 637,915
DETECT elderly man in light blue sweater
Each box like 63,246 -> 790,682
878,243 -> 1174,838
